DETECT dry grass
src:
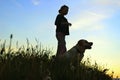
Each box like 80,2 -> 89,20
0,34 -> 113,80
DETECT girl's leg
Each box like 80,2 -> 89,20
56,32 -> 66,57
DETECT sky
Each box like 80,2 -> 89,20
0,0 -> 120,78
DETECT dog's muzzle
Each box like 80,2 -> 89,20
85,42 -> 93,49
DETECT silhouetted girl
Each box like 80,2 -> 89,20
55,5 -> 72,57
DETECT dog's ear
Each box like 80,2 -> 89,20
77,40 -> 86,53
78,40 -> 83,46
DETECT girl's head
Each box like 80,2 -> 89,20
59,5 -> 69,15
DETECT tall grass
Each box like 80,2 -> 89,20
0,34 -> 113,80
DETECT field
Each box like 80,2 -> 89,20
0,35 -> 113,80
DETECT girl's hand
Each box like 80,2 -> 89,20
68,23 -> 72,26
61,22 -> 72,26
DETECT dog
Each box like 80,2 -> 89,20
64,39 -> 93,64
50,39 -> 93,79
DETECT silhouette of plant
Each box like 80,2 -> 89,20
0,34 -> 113,80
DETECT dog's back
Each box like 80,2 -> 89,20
64,46 -> 84,62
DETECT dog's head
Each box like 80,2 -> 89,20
77,39 -> 93,49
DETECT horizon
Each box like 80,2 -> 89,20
0,0 -> 120,77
